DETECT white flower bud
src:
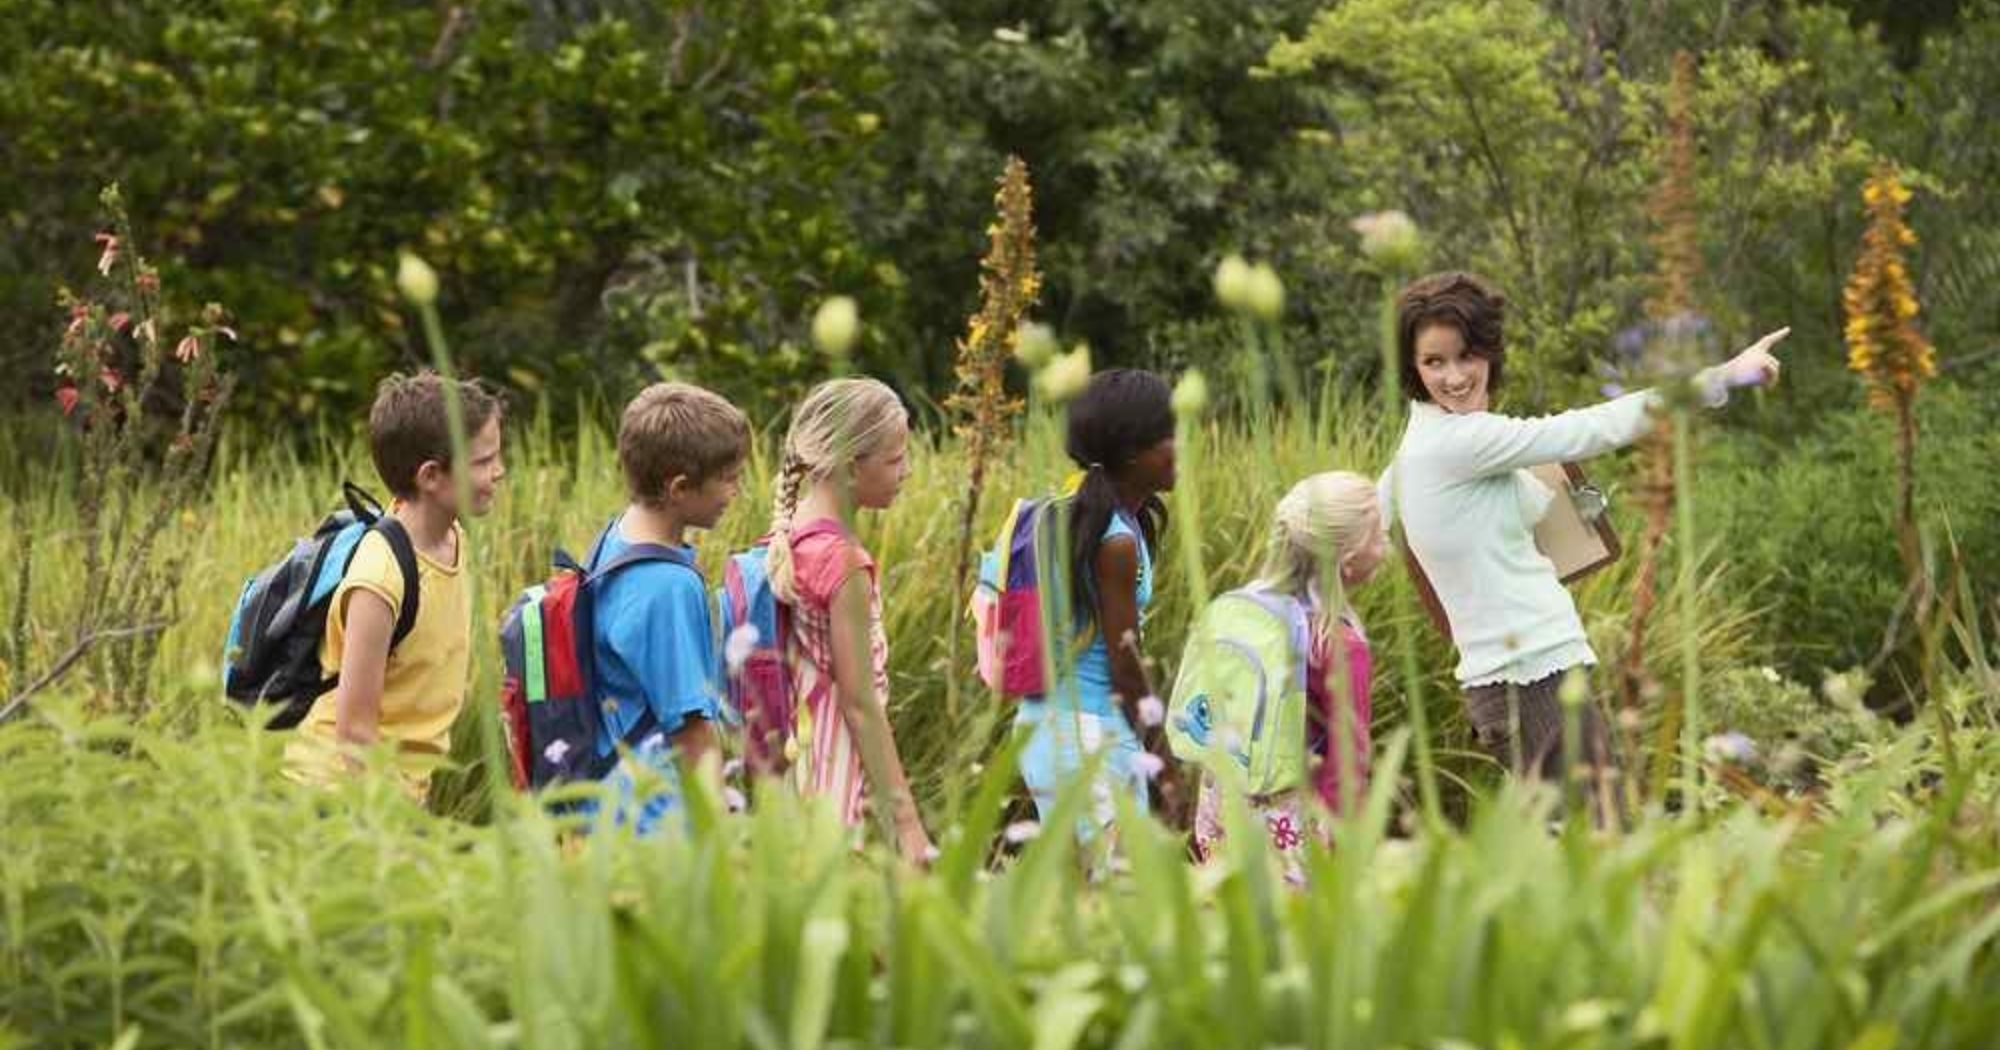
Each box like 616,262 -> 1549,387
811,295 -> 860,358
396,252 -> 439,306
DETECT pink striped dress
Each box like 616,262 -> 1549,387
784,520 -> 892,827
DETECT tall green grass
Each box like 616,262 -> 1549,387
5,395 -> 1997,1050
4,699 -> 1996,1050
0,393 -> 1761,820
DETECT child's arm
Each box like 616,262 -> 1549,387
1093,536 -> 1155,730
827,573 -> 932,864
670,718 -> 719,774
1095,536 -> 1188,824
331,590 -> 396,765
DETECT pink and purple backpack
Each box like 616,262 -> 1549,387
717,521 -> 844,774
969,496 -> 1074,698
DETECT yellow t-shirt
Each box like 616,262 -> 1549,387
283,522 -> 471,799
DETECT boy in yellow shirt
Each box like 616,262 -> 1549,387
284,372 -> 505,799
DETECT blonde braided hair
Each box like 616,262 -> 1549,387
766,377 -> 908,603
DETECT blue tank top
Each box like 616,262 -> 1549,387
1041,511 -> 1152,717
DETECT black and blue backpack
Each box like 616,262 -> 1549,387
221,482 -> 420,729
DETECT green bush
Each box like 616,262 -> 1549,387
1693,381 -> 2000,686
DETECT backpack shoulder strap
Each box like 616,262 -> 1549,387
591,541 -> 697,581
368,515 -> 422,649
1231,586 -> 1313,693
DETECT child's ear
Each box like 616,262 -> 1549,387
665,473 -> 694,502
413,458 -> 450,494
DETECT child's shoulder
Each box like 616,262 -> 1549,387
595,551 -> 705,618
789,520 -> 874,601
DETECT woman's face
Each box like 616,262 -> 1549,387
1414,323 -> 1491,414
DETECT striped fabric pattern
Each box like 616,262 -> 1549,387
785,526 -> 892,828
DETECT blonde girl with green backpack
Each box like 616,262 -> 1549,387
1167,471 -> 1387,869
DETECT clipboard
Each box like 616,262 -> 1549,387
1527,462 -> 1620,584
1397,462 -> 1620,639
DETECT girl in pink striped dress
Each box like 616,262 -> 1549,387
764,378 -> 932,864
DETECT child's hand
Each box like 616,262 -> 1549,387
895,815 -> 936,869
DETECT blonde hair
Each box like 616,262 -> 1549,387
1256,471 -> 1381,632
767,377 -> 908,602
618,382 -> 751,508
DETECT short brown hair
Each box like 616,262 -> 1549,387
1396,271 -> 1507,403
619,382 -> 751,507
368,371 -> 504,499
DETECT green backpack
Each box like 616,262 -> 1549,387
1165,587 -> 1312,796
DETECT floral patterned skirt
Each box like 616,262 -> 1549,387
1191,775 -> 1321,885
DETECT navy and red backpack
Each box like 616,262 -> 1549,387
498,527 -> 696,790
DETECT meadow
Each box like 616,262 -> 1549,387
6,2 -> 1999,1040
3,373 -> 1997,1049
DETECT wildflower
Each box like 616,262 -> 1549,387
1170,370 -> 1209,420
1035,342 -> 1091,402
1843,166 -> 1935,412
133,318 -> 156,347
136,269 -> 159,295
1002,820 -> 1041,843
811,295 -> 859,358
724,623 -> 760,677
1213,254 -> 1253,311
1245,262 -> 1285,321
174,334 -> 201,364
108,312 -> 130,332
1136,694 -> 1165,728
1014,321 -> 1057,369
94,232 -> 119,276
396,251 -> 439,306
55,385 -> 80,417
1350,210 -> 1424,272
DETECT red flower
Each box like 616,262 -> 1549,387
55,385 -> 80,417
108,311 -> 131,332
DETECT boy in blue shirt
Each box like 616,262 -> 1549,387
587,381 -> 750,833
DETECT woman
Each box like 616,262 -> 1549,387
1381,272 -> 1785,817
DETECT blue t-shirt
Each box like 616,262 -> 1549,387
1042,511 -> 1153,718
587,518 -> 723,759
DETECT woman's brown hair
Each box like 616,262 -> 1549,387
1395,271 -> 1507,402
